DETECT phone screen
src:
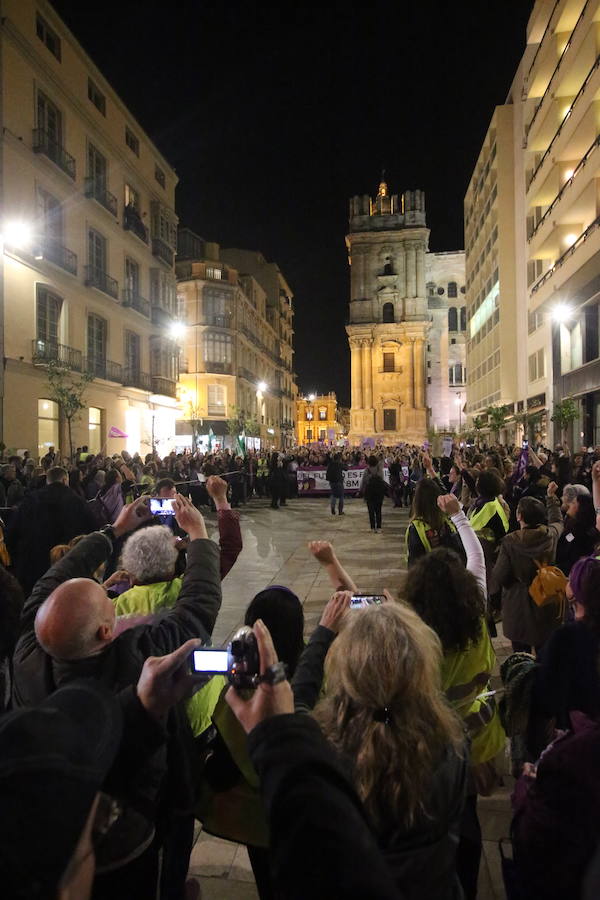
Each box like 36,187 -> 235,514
351,595 -> 384,609
522,439 -> 529,450
191,649 -> 230,673
150,498 -> 175,516
402,466 -> 409,478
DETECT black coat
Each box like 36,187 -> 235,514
6,482 -> 97,595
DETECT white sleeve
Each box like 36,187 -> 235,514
450,509 -> 487,598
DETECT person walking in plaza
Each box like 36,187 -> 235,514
326,453 -> 346,516
360,455 -> 387,532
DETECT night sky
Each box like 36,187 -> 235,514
52,0 -> 533,405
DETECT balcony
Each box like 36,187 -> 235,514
238,366 -> 257,383
85,265 -> 118,299
32,340 -> 82,370
152,237 -> 174,267
123,204 -> 148,243
41,238 -> 77,276
84,177 -> 118,217
85,357 -> 123,383
151,375 -> 177,398
204,314 -> 230,328
151,304 -> 174,327
32,128 -> 76,179
204,361 -> 232,375
122,288 -> 150,318
123,368 -> 152,391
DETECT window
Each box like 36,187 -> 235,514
383,351 -> 395,372
383,409 -> 397,431
460,307 -> 467,331
528,349 -> 545,382
319,407 -> 327,420
88,407 -> 102,454
87,314 -> 107,376
125,127 -> 139,156
124,183 -> 140,211
36,14 -> 61,60
151,201 -> 177,247
448,282 -> 458,298
427,376 -> 432,384
38,399 -> 59,458
151,337 -> 178,381
125,257 -> 140,295
208,384 -> 226,416
87,79 -> 106,115
449,364 -> 465,385
37,91 -> 62,145
448,307 -> 458,331
204,286 -> 230,323
451,338 -> 456,345
87,143 -> 107,189
306,409 -> 314,420
382,302 -> 394,323
36,287 -> 61,344
306,428 -> 313,441
155,165 -> 166,188
37,187 -> 63,242
150,270 -> 177,315
124,331 -> 140,375
206,266 -> 222,280
203,332 -> 232,363
88,228 -> 107,273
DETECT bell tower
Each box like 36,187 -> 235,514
345,181 -> 430,444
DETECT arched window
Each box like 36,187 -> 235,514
382,302 -> 394,323
460,306 -> 466,331
448,307 -> 458,331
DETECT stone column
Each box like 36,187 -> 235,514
406,338 -> 414,408
362,339 -> 372,409
406,242 -> 417,298
416,243 -> 426,297
415,338 -> 425,408
350,341 -> 363,409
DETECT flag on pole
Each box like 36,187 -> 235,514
108,426 -> 128,439
236,429 -> 246,456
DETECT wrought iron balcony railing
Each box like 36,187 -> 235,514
41,239 -> 77,275
123,204 -> 148,243
84,177 -> 118,216
85,265 -> 118,299
122,288 -> 150,318
123,368 -> 152,391
152,237 -> 174,267
32,340 -> 82,370
151,376 -> 178,398
32,128 -> 76,179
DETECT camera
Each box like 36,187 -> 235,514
189,626 -> 260,688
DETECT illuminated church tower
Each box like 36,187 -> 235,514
345,178 -> 430,443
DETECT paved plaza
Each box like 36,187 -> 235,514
192,495 -> 511,900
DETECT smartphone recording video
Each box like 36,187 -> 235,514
350,594 -> 384,609
150,498 -> 176,516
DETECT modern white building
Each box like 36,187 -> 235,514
426,251 -> 467,433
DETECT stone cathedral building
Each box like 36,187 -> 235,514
345,180 -> 466,443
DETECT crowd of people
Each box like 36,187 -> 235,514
0,437 -> 599,898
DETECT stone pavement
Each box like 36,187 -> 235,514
191,495 -> 511,899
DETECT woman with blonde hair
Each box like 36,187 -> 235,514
313,601 -> 467,899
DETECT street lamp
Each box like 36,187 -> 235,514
169,321 -> 186,340
308,393 -> 315,401
552,303 -> 572,324
2,221 -> 33,250
455,393 -> 462,433
257,381 -> 267,393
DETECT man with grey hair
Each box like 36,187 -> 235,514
6,465 -> 97,595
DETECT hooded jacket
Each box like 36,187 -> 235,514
490,496 -> 563,646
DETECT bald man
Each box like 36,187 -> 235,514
13,494 -> 221,706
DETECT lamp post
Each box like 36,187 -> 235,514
455,392 -> 462,434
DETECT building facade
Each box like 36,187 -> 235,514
295,392 -> 342,445
426,251 -> 467,432
0,0 -> 179,458
175,232 -> 297,449
346,180 -> 430,444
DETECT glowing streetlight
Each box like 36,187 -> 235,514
257,381 -> 267,393
2,221 -> 33,250
552,303 -> 572,324
564,233 -> 578,247
169,321 -> 186,340
308,393 -> 315,401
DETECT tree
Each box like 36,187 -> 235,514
46,360 -> 94,459
485,405 -> 507,443
472,416 -> 484,445
184,402 -> 204,453
551,398 -> 578,445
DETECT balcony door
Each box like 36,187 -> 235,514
36,287 -> 61,346
87,143 -> 107,190
87,314 -> 107,376
88,228 -> 106,274
125,257 -> 139,295
125,331 -> 140,378
37,187 -> 63,243
37,91 -> 62,145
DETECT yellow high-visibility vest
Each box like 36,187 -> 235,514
468,498 -> 509,539
405,516 -> 457,553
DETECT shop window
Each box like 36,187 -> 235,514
38,399 -> 59,458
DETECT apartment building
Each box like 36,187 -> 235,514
524,0 -> 600,446
176,231 -> 297,449
425,250 -> 467,433
296,392 -> 341,445
464,106 -> 520,437
0,0 -> 179,458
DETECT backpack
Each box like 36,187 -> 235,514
528,559 -> 568,617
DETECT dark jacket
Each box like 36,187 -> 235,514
556,521 -> 600,577
490,496 -> 563,647
248,714 -> 402,900
534,621 -> 600,729
12,532 -> 222,817
6,482 -> 97,596
325,460 -> 345,484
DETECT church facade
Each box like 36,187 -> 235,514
345,181 -> 466,443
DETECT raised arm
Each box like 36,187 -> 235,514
207,475 -> 243,579
546,482 -> 564,539
438,494 -> 486,598
292,592 -> 349,712
308,541 -> 357,592
593,461 -> 600,530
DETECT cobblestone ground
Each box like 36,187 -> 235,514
191,495 -> 511,900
